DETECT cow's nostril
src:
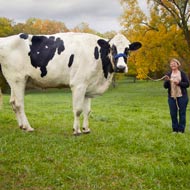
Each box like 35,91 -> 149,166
117,65 -> 126,73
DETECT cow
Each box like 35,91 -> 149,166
0,32 -> 141,135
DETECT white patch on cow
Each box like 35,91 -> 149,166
110,33 -> 130,73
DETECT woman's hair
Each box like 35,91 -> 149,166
170,58 -> 181,66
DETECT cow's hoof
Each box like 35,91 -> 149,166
26,128 -> 34,132
20,125 -> 34,132
73,132 -> 82,136
73,129 -> 82,136
20,125 -> 27,130
82,128 -> 91,134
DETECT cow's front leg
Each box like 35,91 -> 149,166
72,86 -> 86,135
73,109 -> 82,136
82,97 -> 91,134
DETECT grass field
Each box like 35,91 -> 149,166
0,79 -> 190,190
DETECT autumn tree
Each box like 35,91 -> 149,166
148,0 -> 190,49
120,0 -> 147,32
71,22 -> 97,34
147,0 -> 190,75
23,18 -> 69,34
0,17 -> 14,37
102,31 -> 117,39
13,23 -> 27,34
120,0 -> 190,79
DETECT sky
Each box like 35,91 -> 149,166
0,0 -> 148,33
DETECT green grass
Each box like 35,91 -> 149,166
0,80 -> 190,190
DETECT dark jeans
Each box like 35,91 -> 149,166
168,95 -> 189,132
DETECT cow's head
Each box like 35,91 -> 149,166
110,33 -> 142,73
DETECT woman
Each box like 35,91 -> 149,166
164,58 -> 189,133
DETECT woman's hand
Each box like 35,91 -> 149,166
173,79 -> 179,85
164,75 -> 170,81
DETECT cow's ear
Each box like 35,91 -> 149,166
129,42 -> 142,51
97,39 -> 110,49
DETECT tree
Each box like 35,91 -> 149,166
71,22 -> 97,34
0,17 -> 14,37
120,0 -> 190,79
13,23 -> 27,34
23,18 -> 69,34
148,0 -> 190,49
120,0 -> 147,33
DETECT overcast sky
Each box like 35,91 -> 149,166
0,0 -> 148,33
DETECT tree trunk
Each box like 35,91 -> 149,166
185,30 -> 190,50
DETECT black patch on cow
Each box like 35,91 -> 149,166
112,45 -> 118,57
124,47 -> 129,63
97,39 -> 114,79
19,33 -> 28,40
94,46 -> 99,60
111,45 -> 118,65
68,54 -> 74,67
28,36 -> 65,77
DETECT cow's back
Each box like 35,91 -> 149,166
0,32 -> 110,92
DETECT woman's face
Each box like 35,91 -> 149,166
170,61 -> 179,70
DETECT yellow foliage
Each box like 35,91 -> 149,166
120,0 -> 190,79
24,18 -> 69,34
0,17 -> 14,37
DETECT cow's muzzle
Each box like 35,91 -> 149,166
113,53 -> 127,73
116,65 -> 126,73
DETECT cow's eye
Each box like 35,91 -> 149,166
111,45 -> 117,55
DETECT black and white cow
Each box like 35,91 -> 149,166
0,32 -> 141,135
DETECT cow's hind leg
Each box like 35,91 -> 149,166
9,81 -> 34,132
82,97 -> 91,134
